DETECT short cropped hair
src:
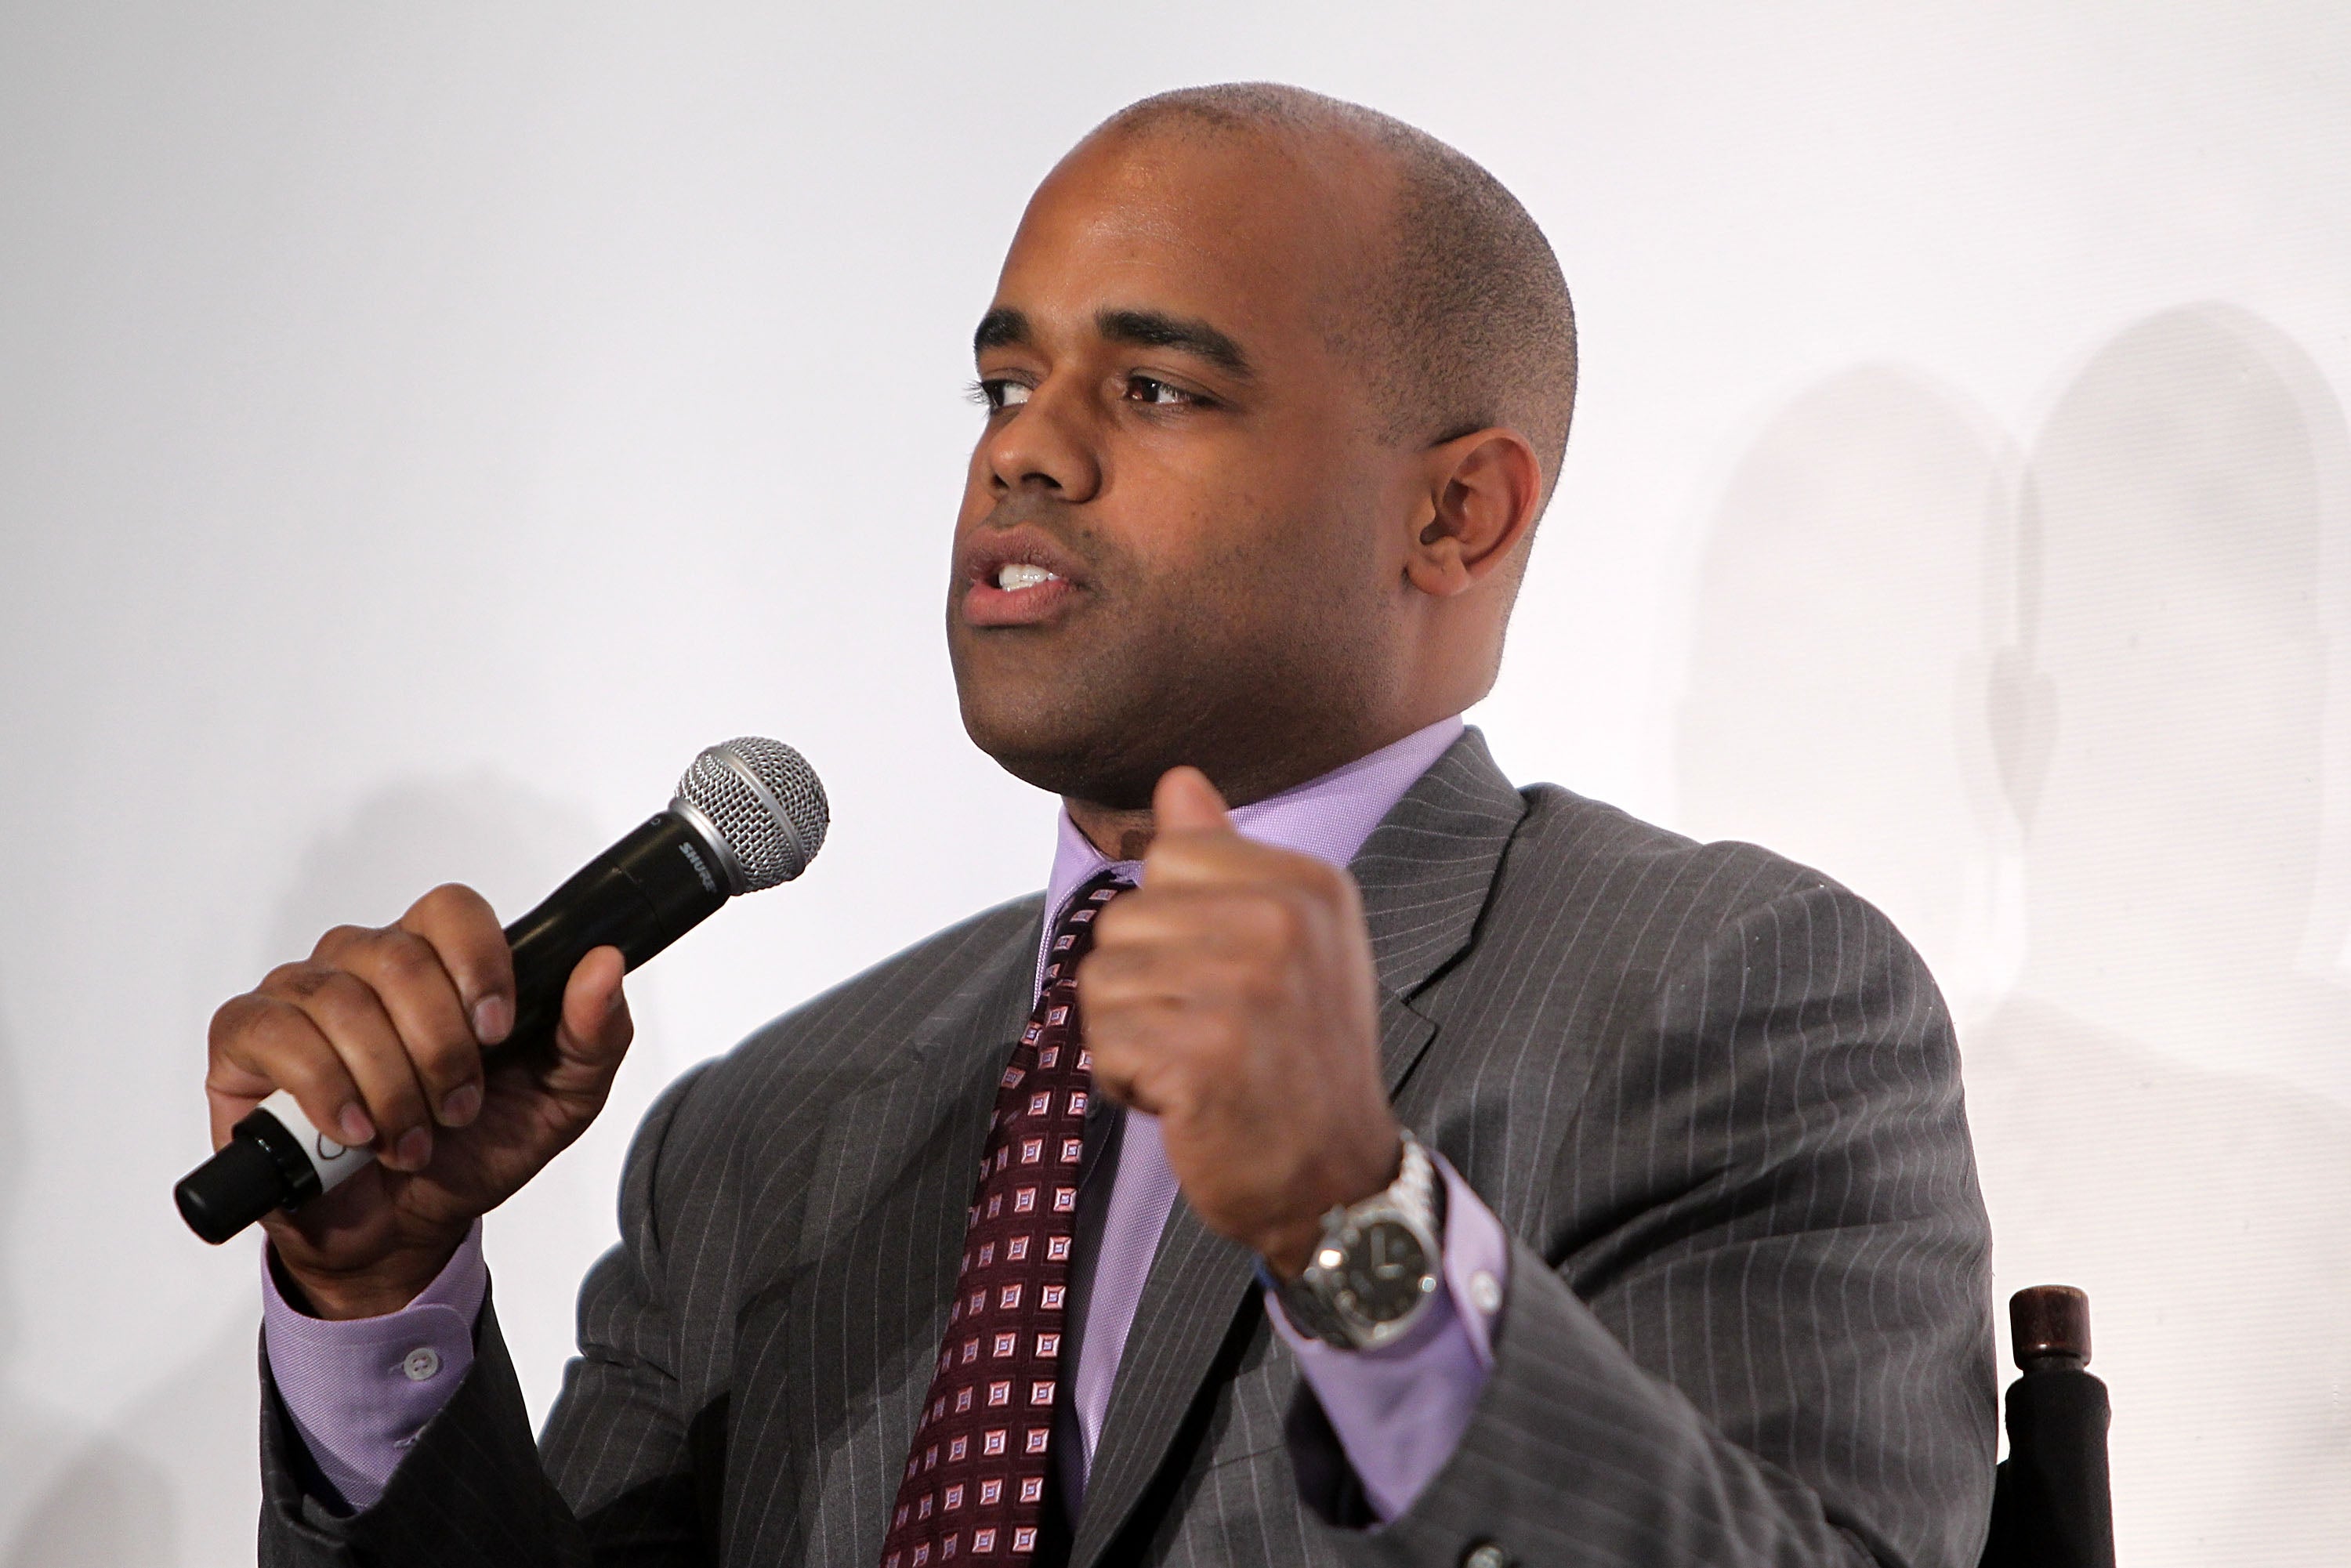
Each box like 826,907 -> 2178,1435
1100,83 -> 1578,504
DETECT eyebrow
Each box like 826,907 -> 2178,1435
1095,307 -> 1255,380
970,305 -> 1257,382
973,307 -> 1030,357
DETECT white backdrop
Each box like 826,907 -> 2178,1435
3,4 -> 2346,1563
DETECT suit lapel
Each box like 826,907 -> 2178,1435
1355,728 -> 1530,1006
726,910 -> 1042,1567
1067,729 -> 1527,1567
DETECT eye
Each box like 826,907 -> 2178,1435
1125,375 -> 1206,408
969,378 -> 1032,412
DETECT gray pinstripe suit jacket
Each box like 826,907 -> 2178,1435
259,729 -> 1997,1567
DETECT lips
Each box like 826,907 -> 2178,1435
957,528 -> 1090,628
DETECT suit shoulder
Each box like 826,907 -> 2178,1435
1498,783 -> 1904,960
1509,782 -> 1835,897
668,890 -> 1044,1124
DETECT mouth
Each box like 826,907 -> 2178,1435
958,530 -> 1089,628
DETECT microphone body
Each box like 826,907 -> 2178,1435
174,738 -> 825,1244
502,806 -> 732,1044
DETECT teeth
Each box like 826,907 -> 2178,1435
996,563 -> 1060,592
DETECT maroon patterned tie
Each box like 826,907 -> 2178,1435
877,871 -> 1130,1568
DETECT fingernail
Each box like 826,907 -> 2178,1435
396,1125 -> 433,1168
338,1105 -> 375,1146
440,1082 -> 481,1127
473,994 -> 512,1045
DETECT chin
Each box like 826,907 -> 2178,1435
949,614 -> 1354,809
969,730 -> 1161,809
955,685 -> 1168,809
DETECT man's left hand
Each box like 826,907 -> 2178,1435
1079,766 -> 1403,1278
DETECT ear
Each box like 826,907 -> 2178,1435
1404,428 -> 1545,599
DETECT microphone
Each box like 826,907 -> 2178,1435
174,737 -> 829,1244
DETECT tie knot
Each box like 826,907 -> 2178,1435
1078,867 -> 1134,899
1044,872 -> 1131,976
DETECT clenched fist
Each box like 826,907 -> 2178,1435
1078,767 -> 1402,1278
205,884 -> 635,1318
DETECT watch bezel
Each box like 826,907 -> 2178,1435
1281,1132 -> 1444,1350
1311,1205 -> 1441,1349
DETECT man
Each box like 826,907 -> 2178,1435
214,84 -> 1995,1567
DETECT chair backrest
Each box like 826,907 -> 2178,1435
1976,1285 -> 2116,1568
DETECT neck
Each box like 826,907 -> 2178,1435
1064,799 -> 1158,861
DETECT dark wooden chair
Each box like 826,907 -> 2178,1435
1976,1286 -> 2116,1568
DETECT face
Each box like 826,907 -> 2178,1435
947,128 -> 1422,809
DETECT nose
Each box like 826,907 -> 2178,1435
977,376 -> 1103,504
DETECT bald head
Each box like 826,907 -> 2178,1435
1098,84 -> 1578,502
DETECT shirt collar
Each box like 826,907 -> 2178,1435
1041,714 -> 1466,929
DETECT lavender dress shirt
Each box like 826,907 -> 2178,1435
263,715 -> 1510,1523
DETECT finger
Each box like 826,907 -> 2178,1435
1079,998 -> 1201,1119
545,946 -> 633,1102
1088,1049 -> 1150,1114
1151,766 -> 1233,835
208,992 -> 374,1153
1073,943 -> 1187,1015
1078,1001 -> 1161,1112
1078,947 -> 1243,1054
398,884 -> 517,1048
273,965 -> 438,1171
1082,947 -> 1277,1049
331,926 -> 487,1128
1084,947 -> 1266,1047
1091,886 -> 1293,961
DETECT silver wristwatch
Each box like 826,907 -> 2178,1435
1273,1130 -> 1443,1350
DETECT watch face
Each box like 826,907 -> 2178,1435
1335,1217 -> 1433,1325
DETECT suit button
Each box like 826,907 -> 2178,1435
1461,1544 -> 1510,1568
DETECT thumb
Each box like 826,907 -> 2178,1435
549,946 -> 633,1092
1152,766 -> 1234,835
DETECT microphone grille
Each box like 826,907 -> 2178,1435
673,737 -> 830,891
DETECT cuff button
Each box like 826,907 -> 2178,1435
401,1345 -> 443,1382
1461,1544 -> 1510,1568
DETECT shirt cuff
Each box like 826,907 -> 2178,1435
261,1219 -> 487,1512
1265,1155 -> 1509,1520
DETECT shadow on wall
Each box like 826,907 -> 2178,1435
2,777 -> 603,1568
1968,306 -> 2351,1565
1672,362 -> 2020,1008
1674,304 -> 2351,1567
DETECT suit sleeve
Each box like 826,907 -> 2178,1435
258,1065 -> 717,1568
1289,881 -> 1998,1568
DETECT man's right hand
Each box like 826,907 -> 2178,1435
205,883 -> 635,1320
